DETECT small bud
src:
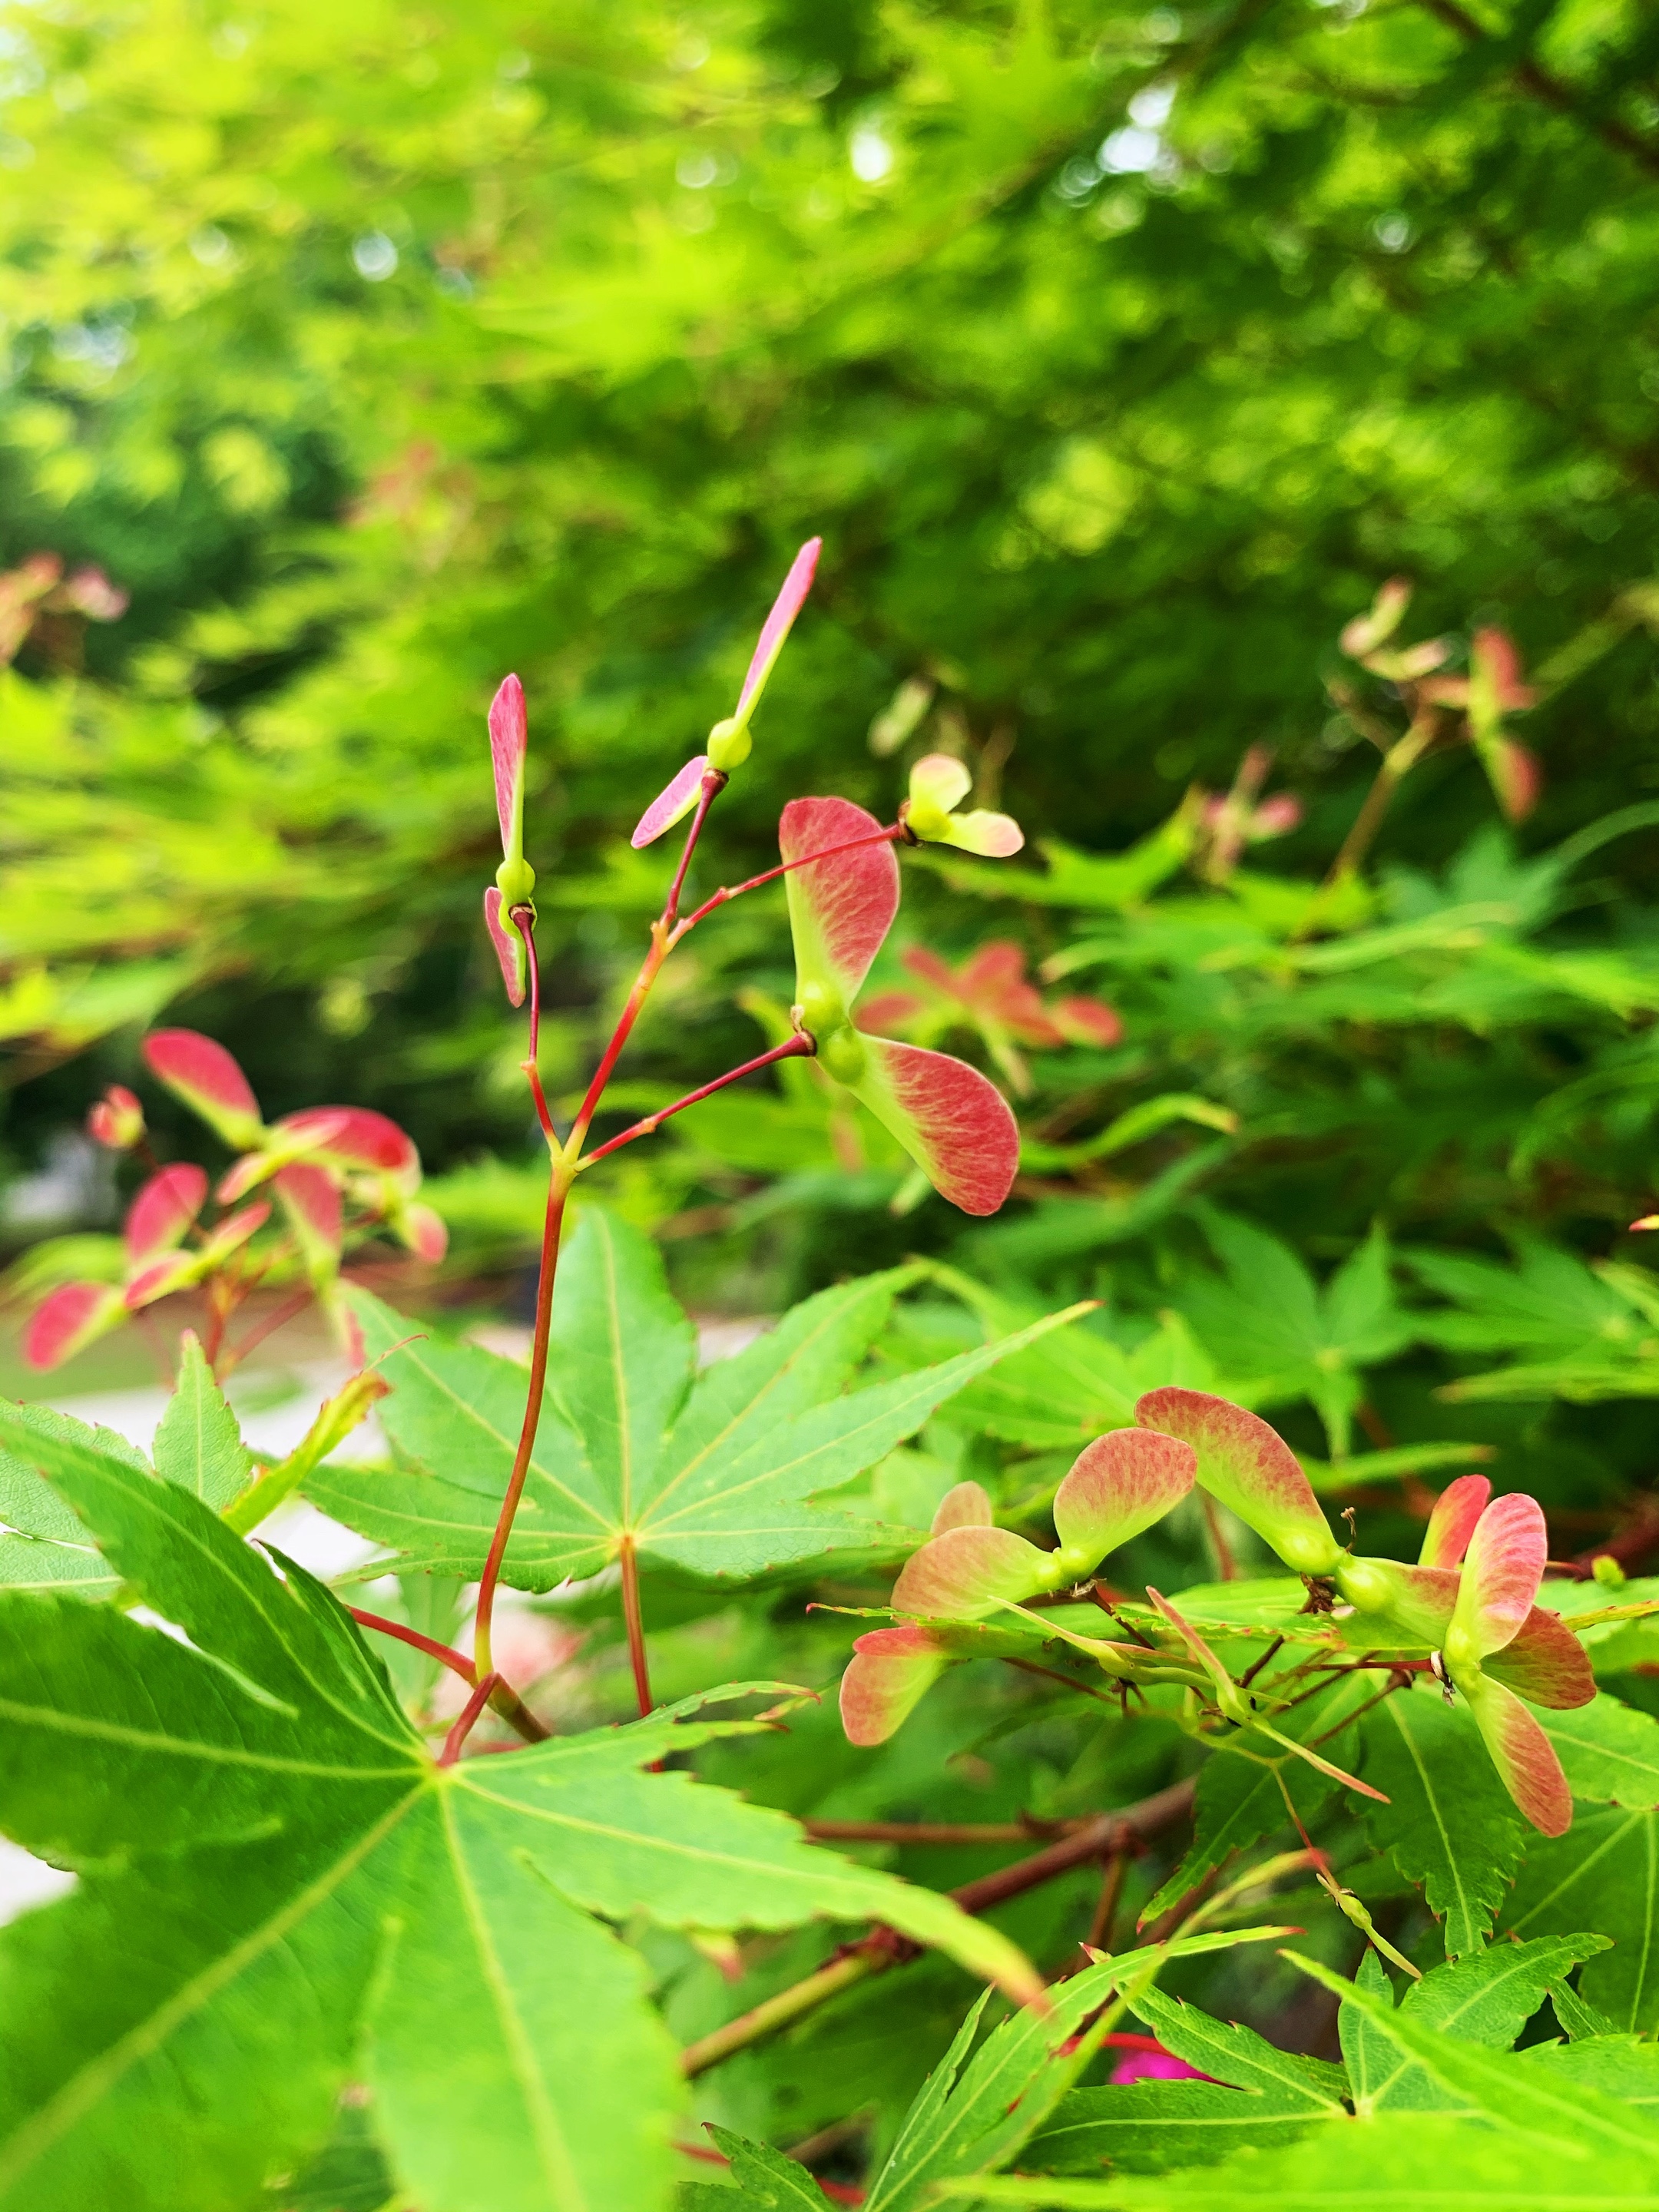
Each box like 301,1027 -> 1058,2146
1591,1552 -> 1628,1590
706,716 -> 751,773
87,1084 -> 144,1151
495,855 -> 536,906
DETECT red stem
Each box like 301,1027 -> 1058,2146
620,1538 -> 654,1718
663,770 -> 725,926
565,788 -> 725,1152
217,1286 -> 313,1379
513,909 -> 559,1147
668,824 -> 906,947
472,1178 -> 569,1681
578,1035 -> 816,1171
439,1673 -> 500,1767
349,1605 -> 475,1683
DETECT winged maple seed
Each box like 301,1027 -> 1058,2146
780,796 -> 1022,1214
898,751 -> 1024,856
843,1382 -> 1601,1832
482,672 -> 534,1005
23,1028 -> 444,1373
858,940 -> 1121,1097
632,537 -> 822,849
841,1429 -> 1197,1743
1134,1389 -> 1593,1832
84,1082 -> 144,1151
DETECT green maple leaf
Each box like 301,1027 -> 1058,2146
1504,1694 -> 1659,2031
859,1931 -> 1295,2212
1359,1682 -> 1528,1960
310,1212 -> 1088,1587
965,1954 -> 1659,2211
0,1402 -> 1038,2212
149,1330 -> 253,1510
1176,1213 -> 1413,1455
1031,1983 -> 1346,2181
1339,1939 -> 1610,2115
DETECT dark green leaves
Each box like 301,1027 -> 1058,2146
311,1214 -> 1088,1586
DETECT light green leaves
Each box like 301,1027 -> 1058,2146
0,1431 -> 1045,2212
150,1330 -> 252,1510
1032,1984 -> 1346,2179
1340,1939 -> 1611,2115
311,1214 -> 1088,1586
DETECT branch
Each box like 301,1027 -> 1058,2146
804,1816 -> 1084,1846
667,825 -> 906,947
1416,0 -> 1659,177
471,1177 -> 569,1685
515,909 -> 559,1147
577,1035 -> 816,1171
679,1777 -> 1196,2078
349,1607 -> 550,1743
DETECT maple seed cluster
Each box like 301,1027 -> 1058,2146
846,1388 -> 1591,1839
25,1033 -> 442,1375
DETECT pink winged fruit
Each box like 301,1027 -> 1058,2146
633,538 -> 823,849
482,674 -> 535,1005
780,796 -> 1022,1214
859,942 -> 1121,1098
1134,1388 -> 1591,1833
86,1084 -> 144,1151
840,1429 -> 1196,1744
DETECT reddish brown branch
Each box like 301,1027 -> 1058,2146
805,1816 -> 1084,1846
680,1777 -> 1196,2078
578,1035 -> 816,1170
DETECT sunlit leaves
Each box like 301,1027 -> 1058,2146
311,1212 -> 1084,1584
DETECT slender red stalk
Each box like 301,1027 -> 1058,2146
217,1286 -> 313,1378
472,1178 -> 568,1681
439,1672 -> 500,1767
349,1605 -> 475,1683
620,1538 -> 654,1718
577,1035 -> 816,1171
667,824 -> 906,948
1198,1492 -> 1237,1581
514,909 -> 559,1147
663,771 -> 725,926
565,789 -> 724,1152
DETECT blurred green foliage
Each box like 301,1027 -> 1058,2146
2,0 -> 1657,1327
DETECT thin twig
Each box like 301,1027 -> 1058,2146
680,1779 -> 1197,2078
663,771 -> 726,927
578,1035 -> 816,1171
217,1286 -> 313,1379
805,1816 -> 1083,1846
349,1605 -> 475,1682
620,1536 -> 654,1719
349,1608 -> 551,1744
439,1674 -> 500,1767
667,824 -> 907,946
515,909 -> 558,1147
472,1179 -> 568,1683
1198,1492 -> 1237,1581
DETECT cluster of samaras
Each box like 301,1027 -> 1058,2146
843,1388 -> 1594,1837
25,1031 -> 442,1372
